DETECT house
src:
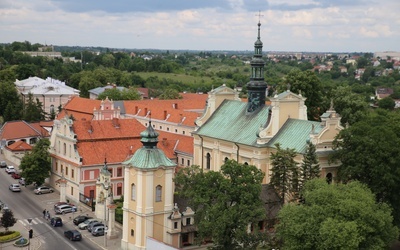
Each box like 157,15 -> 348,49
375,87 -> 394,100
14,76 -> 80,116
0,120 -> 51,164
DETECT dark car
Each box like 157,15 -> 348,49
73,215 -> 92,226
64,230 -> 82,241
11,172 -> 21,179
50,217 -> 63,227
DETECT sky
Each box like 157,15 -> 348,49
0,0 -> 399,53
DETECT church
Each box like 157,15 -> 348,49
120,21 -> 343,249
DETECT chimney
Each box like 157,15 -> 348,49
135,106 -> 138,114
164,110 -> 167,120
173,103 -> 178,109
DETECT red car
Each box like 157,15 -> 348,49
11,172 -> 21,179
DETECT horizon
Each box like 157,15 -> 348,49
1,1 -> 398,53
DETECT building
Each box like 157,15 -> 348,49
15,76 -> 80,116
193,21 -> 342,186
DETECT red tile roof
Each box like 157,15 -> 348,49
0,120 -> 49,140
6,140 -> 32,151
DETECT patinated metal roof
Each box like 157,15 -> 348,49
193,100 -> 271,147
267,118 -> 322,154
123,148 -> 176,169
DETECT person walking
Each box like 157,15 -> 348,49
46,210 -> 50,220
43,209 -> 46,218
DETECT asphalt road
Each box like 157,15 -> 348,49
0,163 -> 104,250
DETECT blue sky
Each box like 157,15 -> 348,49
0,0 -> 399,52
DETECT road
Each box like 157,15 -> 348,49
0,166 -> 104,250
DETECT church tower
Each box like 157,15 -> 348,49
246,21 -> 268,113
121,121 -> 177,250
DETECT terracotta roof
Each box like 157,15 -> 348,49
6,140 -> 32,151
63,96 -> 101,115
0,120 -> 48,140
73,118 -> 181,165
30,122 -> 51,137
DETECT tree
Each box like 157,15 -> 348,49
276,179 -> 399,250
299,141 -> 320,190
174,160 -> 266,249
0,81 -> 21,119
269,143 -> 299,203
22,93 -> 45,122
97,88 -> 123,101
158,88 -> 182,100
279,69 -> 326,121
1,209 -> 17,231
120,88 -> 142,100
378,96 -> 395,110
330,85 -> 369,126
19,138 -> 51,186
331,109 -> 400,226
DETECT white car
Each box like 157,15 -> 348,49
9,184 -> 21,192
5,165 -> 15,174
54,204 -> 77,214
78,218 -> 99,230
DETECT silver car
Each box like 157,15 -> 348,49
9,184 -> 21,192
54,204 -> 77,214
78,218 -> 99,230
34,186 -> 54,195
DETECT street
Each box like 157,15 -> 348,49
0,160 -> 115,250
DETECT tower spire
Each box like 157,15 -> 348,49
246,18 -> 268,113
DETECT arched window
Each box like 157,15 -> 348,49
206,153 -> 211,170
131,184 -> 136,201
155,185 -> 162,202
244,162 -> 249,165
326,173 -> 333,184
224,157 -> 229,163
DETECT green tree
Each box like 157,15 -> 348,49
0,81 -> 21,118
270,143 -> 299,203
22,93 -> 45,122
330,86 -> 369,125
279,69 -> 326,121
1,209 -> 17,231
299,141 -> 320,190
331,109 -> 400,226
276,179 -> 399,250
158,88 -> 182,100
19,138 -> 51,186
174,160 -> 266,249
97,88 -> 123,100
120,88 -> 142,100
378,96 -> 395,110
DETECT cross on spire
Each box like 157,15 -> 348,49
256,10 -> 264,23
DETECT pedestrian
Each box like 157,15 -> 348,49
43,209 -> 46,218
46,210 -> 50,220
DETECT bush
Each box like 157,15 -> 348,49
0,231 -> 21,243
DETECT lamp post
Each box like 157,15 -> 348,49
27,218 -> 32,250
102,180 -> 110,248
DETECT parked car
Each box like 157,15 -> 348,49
64,230 -> 82,241
34,186 -> 54,194
9,184 -> 21,192
11,172 -> 21,179
54,201 -> 75,209
54,204 -> 77,214
19,178 -> 25,185
73,215 -> 92,226
0,161 -> 6,168
50,217 -> 63,227
78,218 -> 99,230
88,222 -> 104,233
92,226 -> 105,236
5,165 -> 15,174
87,221 -> 104,232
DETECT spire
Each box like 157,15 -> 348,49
101,157 -> 111,176
246,19 -> 268,113
140,120 -> 159,148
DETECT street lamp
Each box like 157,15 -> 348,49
102,179 -> 110,248
27,218 -> 32,250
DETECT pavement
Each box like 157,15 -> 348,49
0,154 -> 123,250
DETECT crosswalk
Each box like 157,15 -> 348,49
19,217 -> 45,227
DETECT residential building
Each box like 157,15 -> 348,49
15,76 -> 80,116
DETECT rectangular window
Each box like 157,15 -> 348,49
108,168 -> 113,177
71,169 -> 74,178
187,160 -> 190,166
71,187 -> 73,195
156,186 -> 162,202
174,222 -> 178,229
89,171 -> 94,180
117,167 -> 122,177
117,186 -> 122,196
186,218 -> 191,225
65,167 -> 68,176
182,131 -> 185,135
55,162 -> 58,172
181,158 -> 184,165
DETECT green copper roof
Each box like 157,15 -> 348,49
267,119 -> 322,154
123,148 -> 176,169
194,100 -> 271,147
